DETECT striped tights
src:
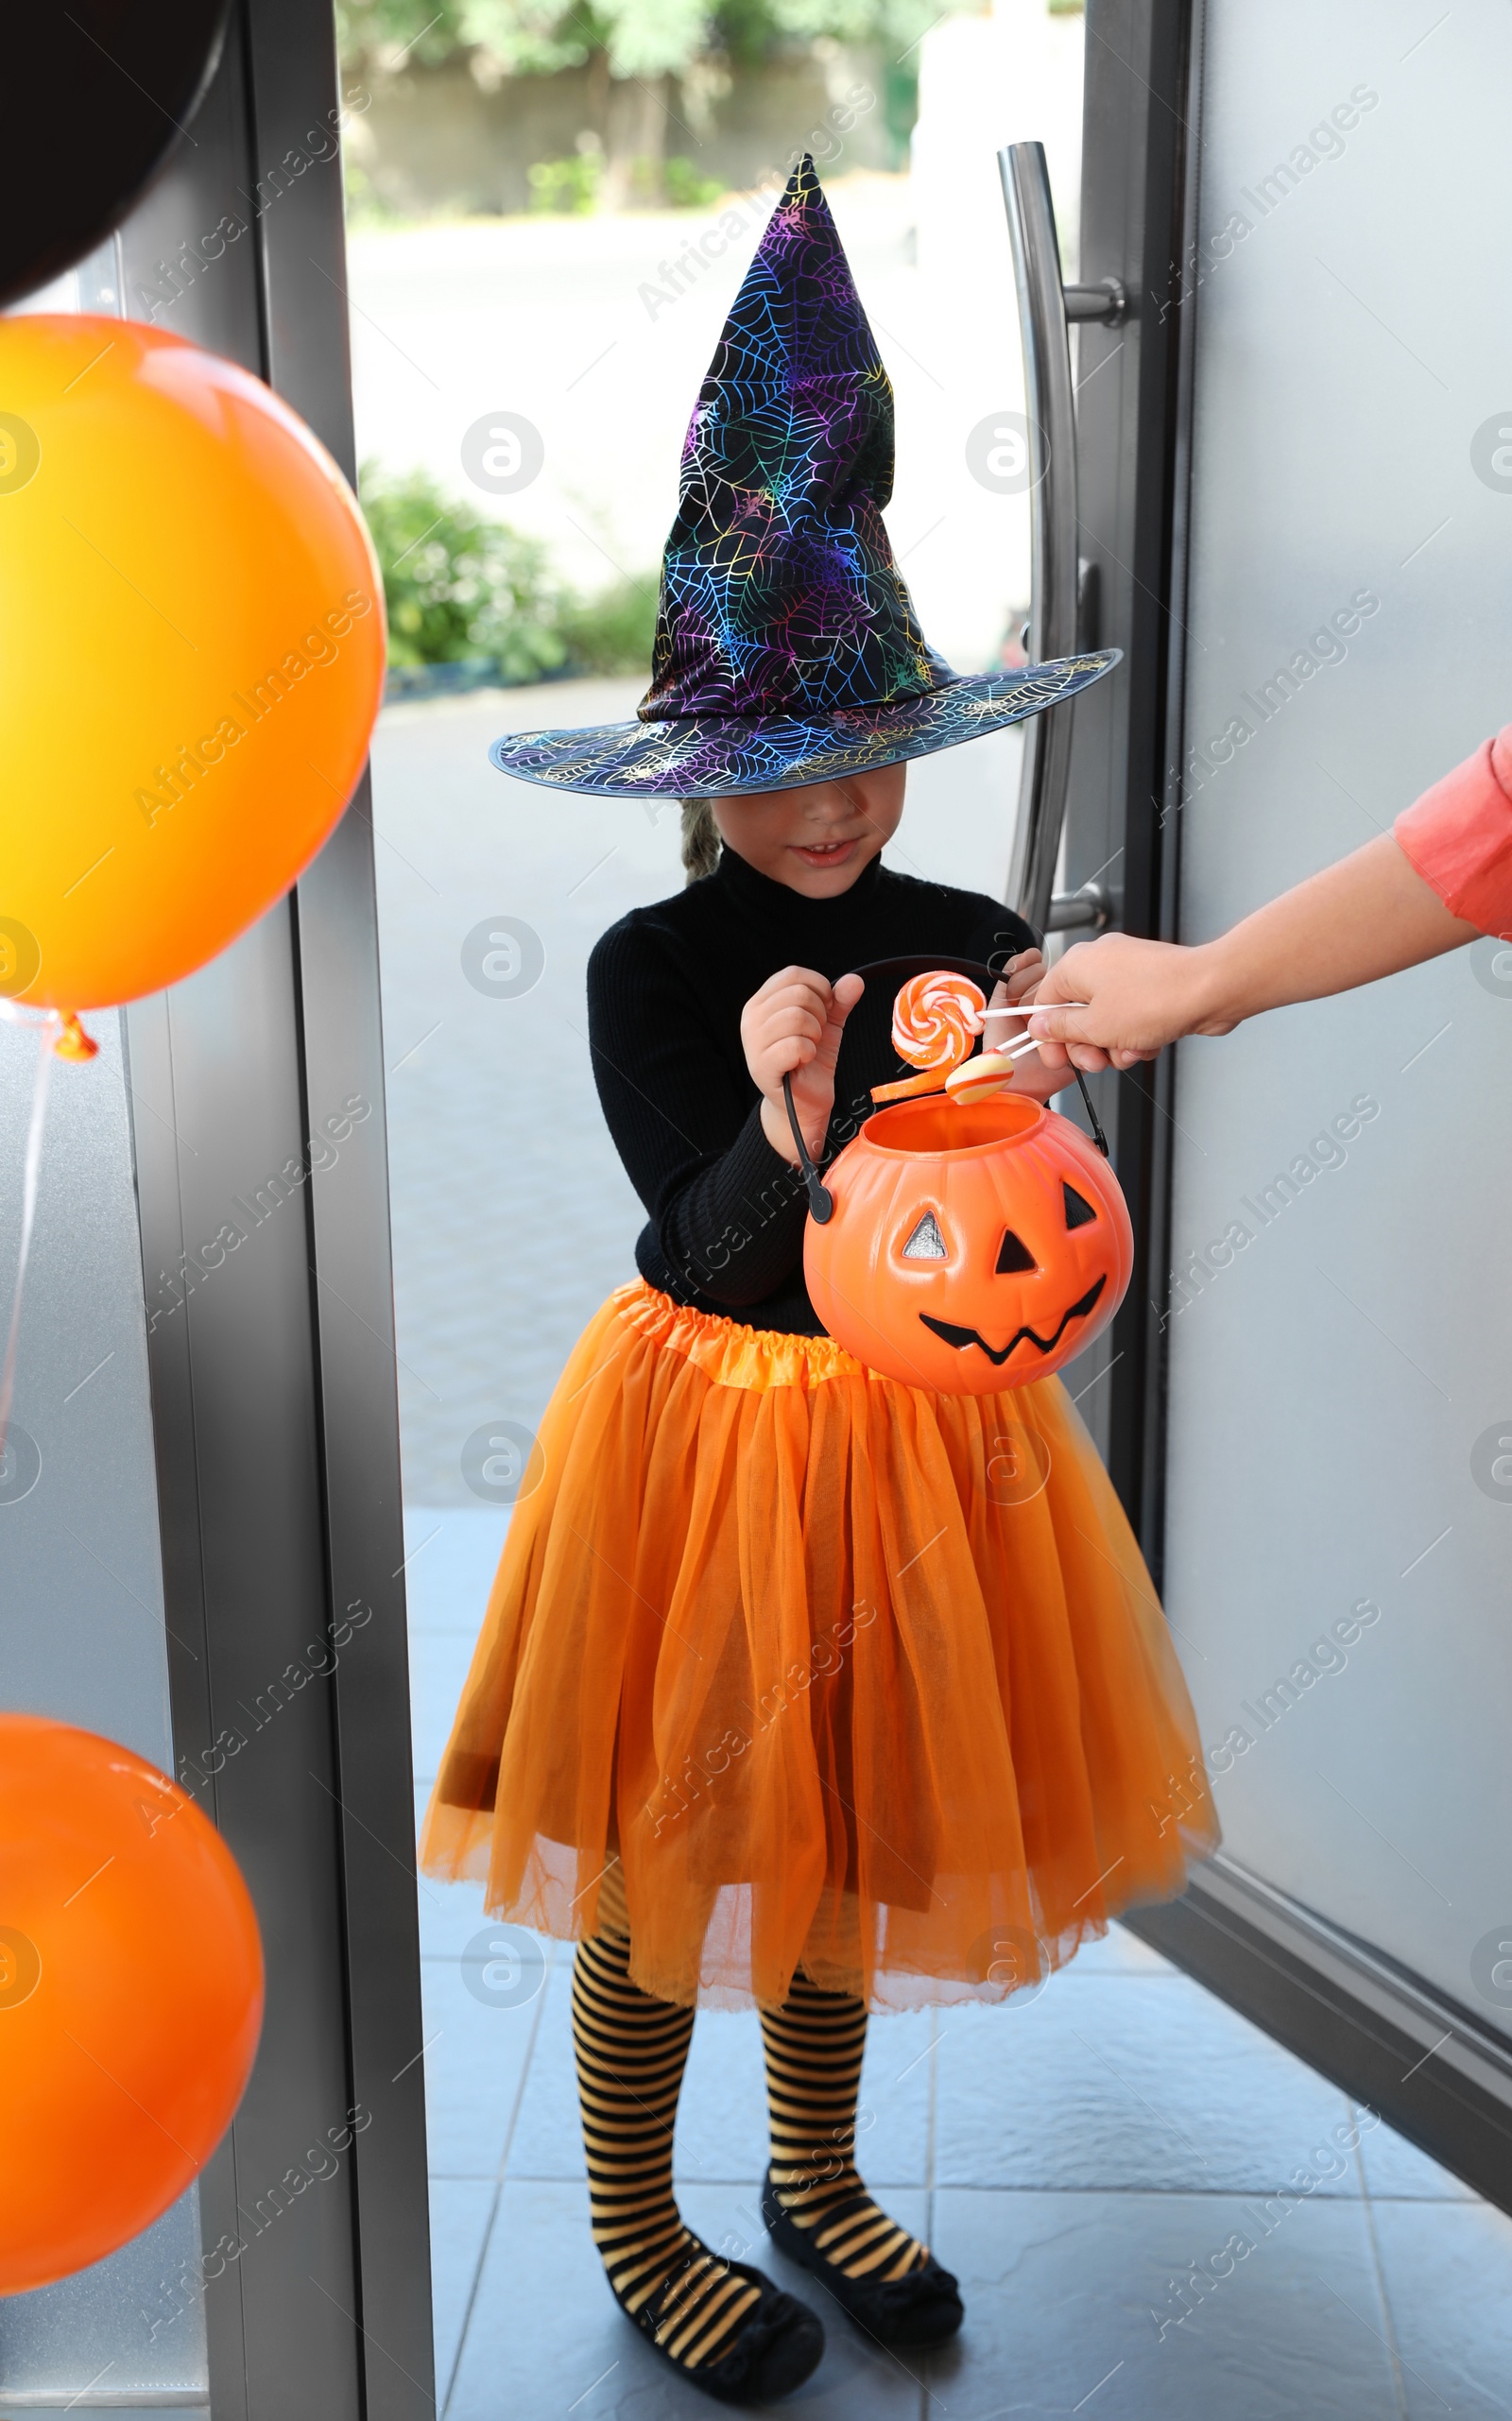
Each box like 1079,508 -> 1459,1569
571,1911 -> 927,2376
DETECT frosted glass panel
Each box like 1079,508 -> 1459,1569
1165,0 -> 1512,2025
0,1013 -> 207,2404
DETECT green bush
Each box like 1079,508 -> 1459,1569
359,464 -> 659,683
527,153 -> 603,215
558,573 -> 662,675
663,157 -> 726,209
359,466 -> 569,683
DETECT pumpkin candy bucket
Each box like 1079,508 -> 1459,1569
795,961 -> 1135,1393
805,1091 -> 1131,1393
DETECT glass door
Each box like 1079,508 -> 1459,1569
1073,0 -> 1512,2205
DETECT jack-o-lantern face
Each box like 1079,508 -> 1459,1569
804,1092 -> 1133,1394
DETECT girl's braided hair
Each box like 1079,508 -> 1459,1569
680,799 -> 722,884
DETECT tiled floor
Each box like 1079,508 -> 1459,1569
406,1508 -> 1512,2420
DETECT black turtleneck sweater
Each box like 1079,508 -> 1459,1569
587,847 -> 1036,1336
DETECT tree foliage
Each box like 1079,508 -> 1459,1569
338,0 -> 959,82
337,0 -> 470,70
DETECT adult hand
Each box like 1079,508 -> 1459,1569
1025,934 -> 1227,1073
742,965 -> 865,1165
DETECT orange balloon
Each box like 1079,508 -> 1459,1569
0,315 -> 386,1011
0,1713 -> 264,2292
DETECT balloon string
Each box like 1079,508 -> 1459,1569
0,1020 -> 56,1464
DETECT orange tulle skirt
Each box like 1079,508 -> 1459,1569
420,1280 -> 1218,2011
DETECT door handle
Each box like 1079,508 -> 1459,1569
1043,879 -> 1115,935
998,141 -> 1126,940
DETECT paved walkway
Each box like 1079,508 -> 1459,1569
375,688 -> 1512,2416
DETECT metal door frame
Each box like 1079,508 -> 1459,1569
105,1 -> 435,2407
1069,0 -> 1512,2215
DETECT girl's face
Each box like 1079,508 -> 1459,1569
712,764 -> 905,898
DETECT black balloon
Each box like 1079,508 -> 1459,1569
2,2 -> 232,307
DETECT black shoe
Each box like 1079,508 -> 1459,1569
761,2168 -> 965,2348
613,2233 -> 825,2405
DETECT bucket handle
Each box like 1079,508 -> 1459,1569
782,1073 -> 833,1222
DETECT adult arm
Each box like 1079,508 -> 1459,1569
1027,838 -> 1478,1071
1026,728 -> 1512,1070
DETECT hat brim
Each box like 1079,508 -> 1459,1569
488,652 -> 1120,798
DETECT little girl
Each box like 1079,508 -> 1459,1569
421,159 -> 1216,2403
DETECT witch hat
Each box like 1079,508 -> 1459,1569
490,157 -> 1115,798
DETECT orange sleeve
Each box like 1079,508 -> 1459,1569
1394,726 -> 1512,934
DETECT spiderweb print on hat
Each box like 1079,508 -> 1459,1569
489,158 -> 1120,799
638,154 -> 950,726
489,659 -> 1117,797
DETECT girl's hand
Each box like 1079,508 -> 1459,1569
977,952 -> 1064,1104
742,965 -> 865,1166
988,947 -> 1046,1017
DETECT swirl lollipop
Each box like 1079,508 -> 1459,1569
871,972 -> 988,1103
